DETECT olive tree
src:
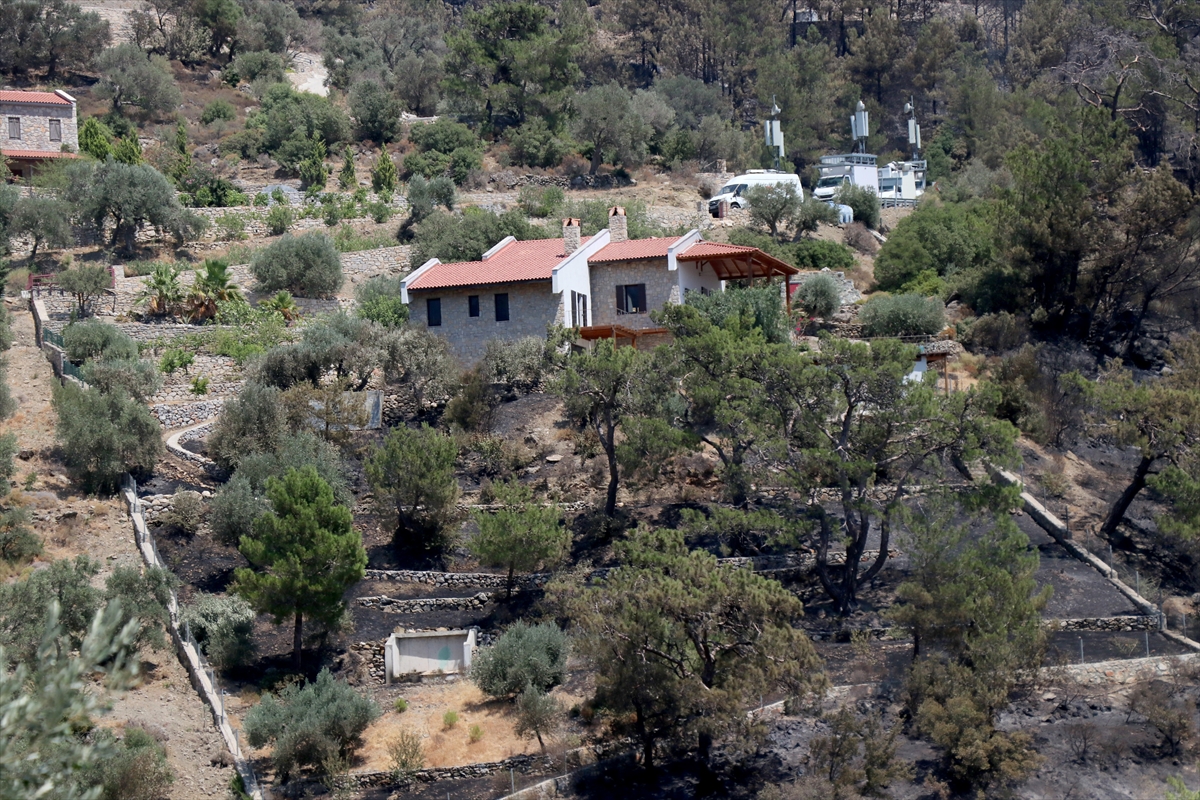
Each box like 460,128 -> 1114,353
250,232 -> 343,298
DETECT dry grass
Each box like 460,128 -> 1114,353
357,681 -> 584,770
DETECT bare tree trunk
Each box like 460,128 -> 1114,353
293,612 -> 304,672
1099,454 -> 1155,546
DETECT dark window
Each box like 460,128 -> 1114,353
494,293 -> 510,322
48,119 -> 61,141
7,118 -> 19,140
615,283 -> 646,314
571,290 -> 588,327
426,298 -> 441,326
468,295 -> 480,317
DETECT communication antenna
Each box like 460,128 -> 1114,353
850,100 -> 869,154
905,97 -> 921,159
764,95 -> 784,170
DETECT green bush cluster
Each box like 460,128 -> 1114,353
469,621 -> 569,699
403,119 -> 484,186
250,232 -> 343,298
859,293 -> 946,338
180,592 -> 256,671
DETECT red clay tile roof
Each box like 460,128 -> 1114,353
2,149 -> 78,159
0,90 -> 72,106
676,242 -> 758,259
406,237 -> 586,291
589,237 -> 675,262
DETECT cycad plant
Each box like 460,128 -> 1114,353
137,263 -> 184,317
259,290 -> 301,322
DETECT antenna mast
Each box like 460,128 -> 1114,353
850,100 -> 869,154
905,97 -> 921,160
764,95 -> 784,170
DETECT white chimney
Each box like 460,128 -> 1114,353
608,206 -> 627,243
563,218 -> 581,255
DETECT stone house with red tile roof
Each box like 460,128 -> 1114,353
1,90 -> 79,181
401,206 -> 797,363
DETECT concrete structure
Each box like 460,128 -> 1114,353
1,90 -> 79,180
385,629 -> 477,680
402,207 -> 797,363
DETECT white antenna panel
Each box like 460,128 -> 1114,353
908,119 -> 921,149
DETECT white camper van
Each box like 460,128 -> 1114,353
708,169 -> 803,216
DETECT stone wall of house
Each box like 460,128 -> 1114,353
409,281 -> 563,365
588,259 -> 679,330
1,100 -> 77,152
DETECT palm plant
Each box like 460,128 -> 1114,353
137,263 -> 184,317
258,290 -> 301,323
185,259 -> 245,323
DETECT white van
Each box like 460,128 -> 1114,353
708,169 -> 803,215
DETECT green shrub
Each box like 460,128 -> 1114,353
210,475 -> 270,547
517,185 -> 565,218
80,358 -> 163,402
86,726 -> 173,800
409,118 -> 481,156
792,239 -> 855,271
63,320 -> 137,363
836,184 -> 881,230
469,621 -> 569,699
253,192 -> 269,207
0,508 -> 41,565
367,201 -> 393,223
208,382 -> 289,470
52,382 -> 163,492
0,432 -> 16,495
387,730 -> 424,778
159,348 -> 194,374
859,293 -> 946,338
685,283 -> 791,343
180,592 -> 256,670
244,668 -> 379,782
468,723 -> 484,743
0,360 -> 16,420
216,212 -> 247,240
190,375 -> 210,395
265,203 -> 293,235
445,368 -> 495,433
250,232 -> 343,298
322,201 -> 342,227
57,265 -> 112,315
481,337 -> 547,394
355,276 -> 408,328
236,431 -> 352,507
393,697 -> 408,713
410,207 -> 548,266
507,118 -> 570,168
201,99 -> 237,125
162,489 -> 203,535
795,273 -> 841,319
442,710 -> 459,729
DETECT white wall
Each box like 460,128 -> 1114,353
677,258 -> 723,298
554,230 -> 608,327
386,629 -> 477,678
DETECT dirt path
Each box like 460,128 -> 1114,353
4,301 -> 234,799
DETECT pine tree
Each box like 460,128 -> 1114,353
554,525 -> 825,766
371,150 -> 398,195
233,466 -> 366,670
338,146 -> 357,190
78,117 -> 113,160
298,134 -> 329,193
470,480 -> 568,598
111,136 -> 143,165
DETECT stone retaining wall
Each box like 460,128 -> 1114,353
356,592 -> 493,613
151,399 -> 226,429
340,245 -> 409,276
151,355 -> 244,402
1057,615 -> 1159,632
487,171 -> 634,191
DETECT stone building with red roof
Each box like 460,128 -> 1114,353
401,206 -> 797,363
1,89 -> 79,180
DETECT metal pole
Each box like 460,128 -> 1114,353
510,768 -> 515,794
1145,630 -> 1151,658
1136,570 -> 1140,596
1079,637 -> 1084,664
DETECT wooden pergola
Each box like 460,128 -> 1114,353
577,324 -> 671,349
675,243 -> 800,311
